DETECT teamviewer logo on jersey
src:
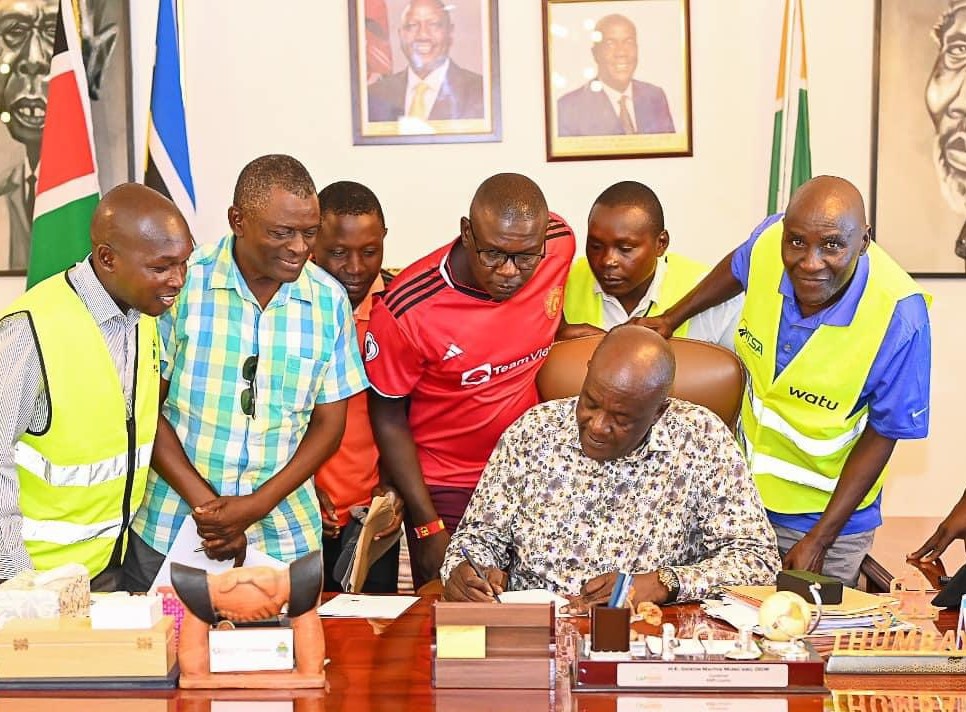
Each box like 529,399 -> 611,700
460,363 -> 492,387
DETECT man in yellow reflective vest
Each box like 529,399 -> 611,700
0,184 -> 193,590
639,176 -> 931,586
563,181 -> 742,348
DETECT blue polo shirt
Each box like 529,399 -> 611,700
731,214 -> 931,535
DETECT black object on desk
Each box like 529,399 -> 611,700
777,569 -> 843,605
932,563 -> 966,608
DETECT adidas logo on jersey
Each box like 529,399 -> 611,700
442,343 -> 463,361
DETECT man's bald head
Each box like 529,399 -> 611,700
781,175 -> 871,317
589,324 -> 675,404
91,183 -> 194,317
91,183 -> 191,252
576,325 -> 675,461
469,173 -> 548,225
785,175 -> 867,229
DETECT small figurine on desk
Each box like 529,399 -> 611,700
171,550 -> 326,689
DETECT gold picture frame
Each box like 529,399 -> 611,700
349,0 -> 501,146
543,0 -> 692,161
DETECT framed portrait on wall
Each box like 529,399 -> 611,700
872,0 -> 966,277
542,0 -> 692,162
349,0 -> 501,146
0,0 -> 133,276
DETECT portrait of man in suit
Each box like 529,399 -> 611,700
367,0 -> 484,125
556,13 -> 675,138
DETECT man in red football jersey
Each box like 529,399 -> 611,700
366,173 -> 582,588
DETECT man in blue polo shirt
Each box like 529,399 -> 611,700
639,176 -> 930,586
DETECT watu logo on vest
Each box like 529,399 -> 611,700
737,321 -> 763,356
789,386 -> 840,411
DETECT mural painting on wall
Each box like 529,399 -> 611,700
349,0 -> 501,146
542,0 -> 693,162
874,0 -> 966,276
0,0 -> 131,276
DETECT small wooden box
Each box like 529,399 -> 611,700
432,602 -> 555,689
0,615 -> 176,679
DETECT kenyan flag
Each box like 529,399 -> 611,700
26,0 -> 100,288
767,0 -> 811,215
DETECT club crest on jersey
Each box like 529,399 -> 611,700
461,363 -> 492,386
364,332 -> 379,362
545,286 -> 563,319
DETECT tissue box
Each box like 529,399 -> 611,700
91,593 -> 163,630
0,563 -> 90,626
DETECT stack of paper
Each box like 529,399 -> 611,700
704,585 -> 913,655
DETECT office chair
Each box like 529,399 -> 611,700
535,335 -> 746,432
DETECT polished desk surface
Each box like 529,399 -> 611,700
4,594 -> 966,711
863,516 -> 966,593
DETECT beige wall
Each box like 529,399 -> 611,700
0,0 -> 958,517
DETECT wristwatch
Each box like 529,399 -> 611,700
657,567 -> 680,603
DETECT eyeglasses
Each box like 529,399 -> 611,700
466,220 -> 545,271
240,354 -> 258,418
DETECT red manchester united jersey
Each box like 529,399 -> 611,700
365,214 -> 575,489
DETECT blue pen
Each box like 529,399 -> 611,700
461,546 -> 502,602
607,572 -> 627,608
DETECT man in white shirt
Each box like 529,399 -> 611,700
563,181 -> 742,349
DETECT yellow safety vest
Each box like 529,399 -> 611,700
734,220 -> 928,514
563,253 -> 708,335
2,273 -> 160,577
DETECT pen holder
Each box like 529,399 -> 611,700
591,606 -> 630,652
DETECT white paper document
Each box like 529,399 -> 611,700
497,588 -> 574,616
316,594 -> 419,619
149,518 -> 287,591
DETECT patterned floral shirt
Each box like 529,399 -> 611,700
441,397 -> 781,600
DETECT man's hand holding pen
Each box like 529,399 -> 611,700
443,552 -> 508,602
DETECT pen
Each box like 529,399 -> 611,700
460,546 -> 501,602
607,572 -> 627,608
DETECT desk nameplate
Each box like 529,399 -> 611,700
615,661 -> 788,688
574,645 -> 825,693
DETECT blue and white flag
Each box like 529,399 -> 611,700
145,0 -> 195,229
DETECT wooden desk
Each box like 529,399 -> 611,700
1,596 -> 965,709
862,516 -> 966,593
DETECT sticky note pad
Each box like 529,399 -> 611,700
436,624 -> 486,659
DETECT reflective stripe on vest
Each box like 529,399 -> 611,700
746,388 -> 867,458
744,440 -> 837,494
734,219 -> 928,513
21,517 -> 124,546
562,254 -> 708,334
14,441 -> 153,488
2,273 -> 160,576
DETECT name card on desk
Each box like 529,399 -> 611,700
616,662 -> 789,688
614,699 -> 790,712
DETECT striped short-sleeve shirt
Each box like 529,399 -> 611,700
131,235 -> 368,560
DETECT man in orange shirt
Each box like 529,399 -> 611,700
312,181 -> 403,592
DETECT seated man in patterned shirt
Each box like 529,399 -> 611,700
442,324 -> 780,606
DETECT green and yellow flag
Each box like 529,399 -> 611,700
768,0 -> 811,214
